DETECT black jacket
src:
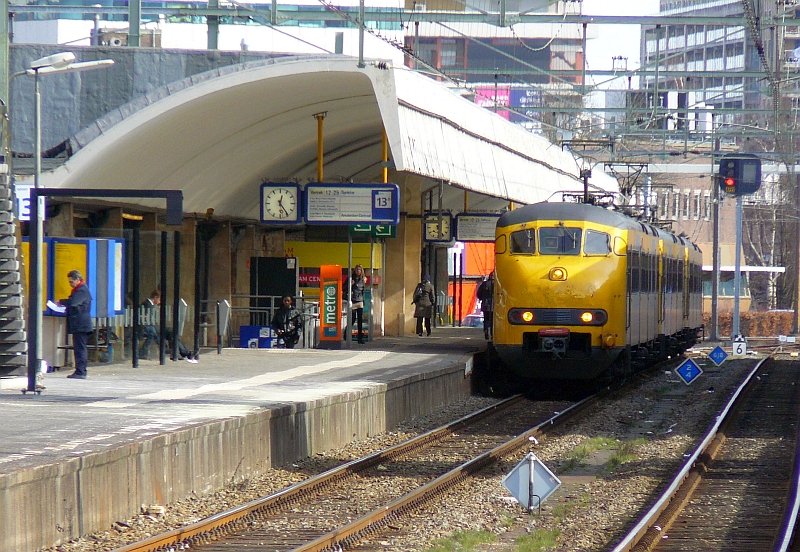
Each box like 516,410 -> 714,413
477,278 -> 494,313
346,274 -> 366,304
271,306 -> 302,341
64,282 -> 93,334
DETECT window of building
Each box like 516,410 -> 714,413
683,189 -> 691,220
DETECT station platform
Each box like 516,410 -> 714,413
0,326 -> 487,552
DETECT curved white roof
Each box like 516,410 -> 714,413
47,55 -> 618,219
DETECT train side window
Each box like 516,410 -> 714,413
539,227 -> 581,255
495,234 -> 508,254
510,230 -> 535,254
584,230 -> 611,255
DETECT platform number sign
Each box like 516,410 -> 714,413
732,335 -> 747,357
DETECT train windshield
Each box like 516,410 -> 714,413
510,229 -> 536,254
539,227 -> 581,255
584,230 -> 611,255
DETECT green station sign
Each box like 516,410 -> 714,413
349,224 -> 396,238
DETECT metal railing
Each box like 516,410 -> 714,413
229,294 -> 319,349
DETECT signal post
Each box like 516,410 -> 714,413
718,153 -> 761,342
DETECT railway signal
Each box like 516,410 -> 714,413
718,153 -> 761,196
717,153 -> 762,341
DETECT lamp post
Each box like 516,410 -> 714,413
25,52 -> 114,392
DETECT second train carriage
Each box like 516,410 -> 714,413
491,201 -> 703,381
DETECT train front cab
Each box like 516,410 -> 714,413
493,215 -> 629,381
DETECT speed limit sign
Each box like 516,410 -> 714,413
732,335 -> 747,357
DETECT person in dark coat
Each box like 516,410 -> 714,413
345,264 -> 367,344
476,271 -> 495,340
271,295 -> 302,348
412,274 -> 435,337
60,269 -> 93,379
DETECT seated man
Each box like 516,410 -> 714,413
139,290 -> 160,359
271,295 -> 302,349
139,289 -> 197,363
167,329 -> 196,363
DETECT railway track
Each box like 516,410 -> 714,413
113,394 -> 591,552
611,356 -> 800,552
104,355 -> 782,552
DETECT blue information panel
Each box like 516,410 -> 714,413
708,346 -> 728,366
675,358 -> 703,385
305,183 -> 399,225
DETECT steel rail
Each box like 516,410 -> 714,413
293,392 -> 600,552
111,395 -> 526,552
773,361 -> 800,552
609,355 -> 771,552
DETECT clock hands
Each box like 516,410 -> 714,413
277,196 -> 289,217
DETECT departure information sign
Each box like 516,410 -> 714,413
455,214 -> 501,242
305,184 -> 399,225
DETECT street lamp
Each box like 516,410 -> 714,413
26,52 -> 114,393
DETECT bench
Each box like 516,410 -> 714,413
56,336 -> 115,369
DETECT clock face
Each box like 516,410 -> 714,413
425,215 -> 451,241
261,185 -> 300,223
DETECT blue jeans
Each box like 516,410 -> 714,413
140,325 -> 159,357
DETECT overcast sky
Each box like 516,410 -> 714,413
582,0 -> 660,86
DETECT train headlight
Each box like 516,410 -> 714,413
522,311 -> 534,322
580,311 -> 593,323
549,267 -> 567,281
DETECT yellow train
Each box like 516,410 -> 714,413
491,201 -> 703,381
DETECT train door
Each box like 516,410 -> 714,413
627,245 -> 640,347
657,242 -> 665,335
681,249 -> 689,325
646,248 -> 657,342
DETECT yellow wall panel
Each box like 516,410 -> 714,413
53,243 -> 87,302
284,242 -> 383,269
20,240 -> 49,310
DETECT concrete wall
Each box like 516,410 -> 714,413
0,356 -> 473,552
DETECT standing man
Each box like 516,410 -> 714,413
61,270 -> 93,379
412,274 -> 435,337
476,271 -> 494,340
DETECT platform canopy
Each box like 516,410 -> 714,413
48,55 -> 619,220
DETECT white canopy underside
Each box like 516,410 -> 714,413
49,56 -> 619,219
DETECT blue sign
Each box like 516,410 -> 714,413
708,346 -> 728,366
305,183 -> 400,225
675,358 -> 703,385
